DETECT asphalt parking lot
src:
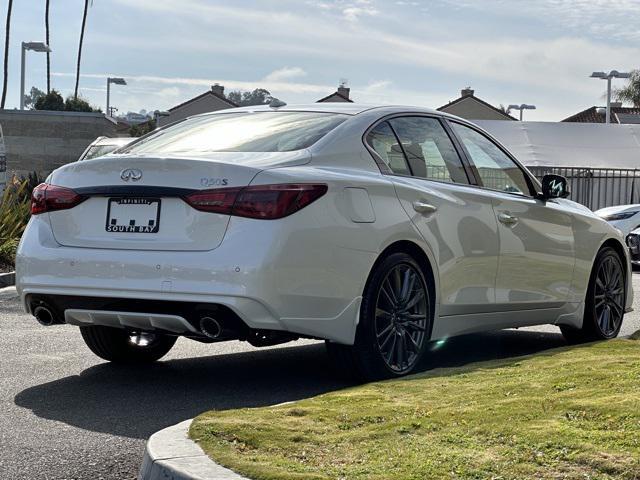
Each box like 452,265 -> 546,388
2,275 -> 640,480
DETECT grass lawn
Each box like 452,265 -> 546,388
190,337 -> 640,480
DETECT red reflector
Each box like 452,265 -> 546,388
184,184 -> 327,219
31,183 -> 86,215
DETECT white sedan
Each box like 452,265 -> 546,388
16,104 -> 633,380
595,204 -> 640,237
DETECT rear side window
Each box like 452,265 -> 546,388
120,112 -> 348,154
388,117 -> 468,184
81,144 -> 119,160
366,121 -> 411,175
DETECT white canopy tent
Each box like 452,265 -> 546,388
475,120 -> 640,169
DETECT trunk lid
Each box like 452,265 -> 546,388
48,152 -> 309,251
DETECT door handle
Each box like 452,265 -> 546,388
412,201 -> 438,215
498,212 -> 518,225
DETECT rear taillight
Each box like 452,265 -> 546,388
184,184 -> 328,219
31,183 -> 86,215
182,187 -> 242,215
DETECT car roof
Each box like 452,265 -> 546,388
91,136 -> 133,146
195,103 -> 453,118
595,204 -> 640,214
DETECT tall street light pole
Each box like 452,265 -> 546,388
20,42 -> 51,110
153,110 -> 170,128
106,77 -> 126,117
590,70 -> 630,124
508,104 -> 536,121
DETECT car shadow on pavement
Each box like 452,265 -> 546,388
14,328 -> 566,440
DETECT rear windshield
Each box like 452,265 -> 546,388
81,144 -> 120,160
119,112 -> 348,154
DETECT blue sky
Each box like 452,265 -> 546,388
2,0 -> 639,120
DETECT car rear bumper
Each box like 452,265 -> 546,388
16,214 -> 372,344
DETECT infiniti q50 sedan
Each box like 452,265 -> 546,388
16,104 -> 633,380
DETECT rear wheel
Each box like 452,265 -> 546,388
326,252 -> 431,381
80,326 -> 177,363
561,247 -> 625,343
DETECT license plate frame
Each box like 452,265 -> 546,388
105,197 -> 161,233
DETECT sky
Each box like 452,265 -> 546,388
2,0 -> 639,121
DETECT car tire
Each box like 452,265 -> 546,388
326,252 -> 432,381
80,326 -> 177,363
560,246 -> 625,344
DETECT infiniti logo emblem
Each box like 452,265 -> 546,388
120,168 -> 143,182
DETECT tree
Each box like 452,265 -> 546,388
35,89 -> 64,111
74,0 -> 90,99
613,70 -> 640,107
45,0 -> 51,93
65,95 -> 100,112
1,0 -> 13,108
129,119 -> 156,137
226,88 -> 273,106
24,86 -> 45,109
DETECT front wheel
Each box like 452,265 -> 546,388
327,252 -> 431,381
80,326 -> 177,363
561,246 -> 625,343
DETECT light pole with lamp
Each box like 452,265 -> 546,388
106,77 -> 127,117
153,110 -> 170,128
590,70 -> 630,124
20,42 -> 51,110
508,104 -> 536,121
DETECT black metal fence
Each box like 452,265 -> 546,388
529,166 -> 640,211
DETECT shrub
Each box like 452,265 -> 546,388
65,96 -> 101,113
0,177 -> 33,269
129,119 -> 156,137
35,90 -> 65,111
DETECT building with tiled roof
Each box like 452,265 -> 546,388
317,83 -> 353,103
437,88 -> 516,121
158,84 -> 238,126
562,104 -> 640,124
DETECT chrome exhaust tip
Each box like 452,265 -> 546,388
33,305 -> 56,326
199,316 -> 222,339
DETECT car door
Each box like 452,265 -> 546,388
449,121 -> 575,309
365,115 -> 500,316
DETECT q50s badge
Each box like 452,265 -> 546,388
201,177 -> 229,187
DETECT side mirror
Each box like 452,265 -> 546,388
540,174 -> 570,200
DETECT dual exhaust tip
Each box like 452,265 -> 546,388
33,304 -> 58,326
32,302 -> 226,339
199,316 -> 223,339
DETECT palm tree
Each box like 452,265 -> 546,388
614,70 -> 640,107
74,0 -> 90,99
45,0 -> 51,93
1,0 -> 14,109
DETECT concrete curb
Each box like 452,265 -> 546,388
0,271 -> 15,287
139,419 -> 249,480
0,285 -> 18,301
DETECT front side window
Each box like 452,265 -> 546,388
388,117 -> 468,184
119,112 -> 348,155
451,122 -> 531,195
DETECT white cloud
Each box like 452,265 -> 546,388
307,0 -> 379,21
52,71 -> 335,96
342,5 -> 379,21
263,67 -> 307,82
433,0 -> 640,41
38,0 -> 640,120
